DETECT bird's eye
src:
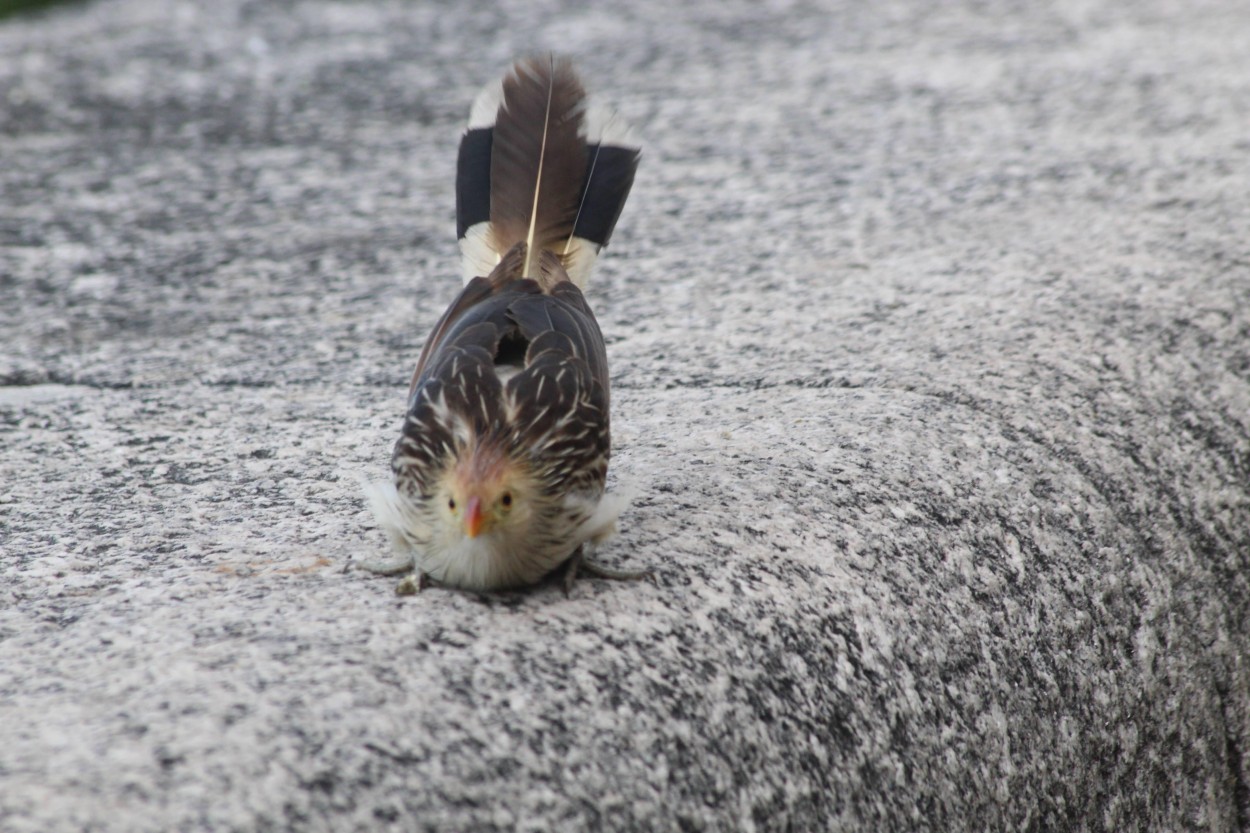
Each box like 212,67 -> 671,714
448,498 -> 456,511
501,492 -> 513,508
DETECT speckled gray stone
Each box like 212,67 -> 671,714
2,1 -> 1249,831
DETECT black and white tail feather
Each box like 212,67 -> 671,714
456,56 -> 640,286
362,55 -> 642,593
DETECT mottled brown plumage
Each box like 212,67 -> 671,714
363,56 -> 642,592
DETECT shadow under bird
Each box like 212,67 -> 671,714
363,56 -> 645,594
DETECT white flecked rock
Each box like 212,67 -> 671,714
2,1 -> 1249,830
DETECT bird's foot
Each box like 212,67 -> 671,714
396,571 -> 441,596
560,546 -> 653,596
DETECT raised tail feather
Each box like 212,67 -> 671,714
456,55 -> 641,288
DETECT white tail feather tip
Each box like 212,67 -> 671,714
582,104 -> 639,149
459,222 -> 501,283
468,79 -> 506,129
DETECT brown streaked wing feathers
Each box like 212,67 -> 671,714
505,290 -> 609,409
402,242 -> 610,495
505,342 -> 609,493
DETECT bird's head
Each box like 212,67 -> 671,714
437,441 -> 535,542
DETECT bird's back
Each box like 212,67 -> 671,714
400,247 -> 611,499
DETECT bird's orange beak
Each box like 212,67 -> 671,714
464,495 -> 484,538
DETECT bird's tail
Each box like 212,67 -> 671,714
455,55 -> 640,289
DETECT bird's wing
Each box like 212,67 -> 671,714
503,287 -> 611,493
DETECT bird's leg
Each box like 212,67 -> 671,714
579,559 -> 654,582
561,544 -> 652,596
356,554 -> 416,576
560,549 -> 583,596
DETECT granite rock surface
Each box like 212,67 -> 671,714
2,0 -> 1249,830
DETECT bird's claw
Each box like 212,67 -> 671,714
395,571 -> 440,596
560,546 -> 652,597
355,555 -> 437,596
356,555 -> 416,577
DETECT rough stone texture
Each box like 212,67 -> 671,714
2,0 -> 1249,830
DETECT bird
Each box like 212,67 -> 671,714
361,55 -> 645,594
